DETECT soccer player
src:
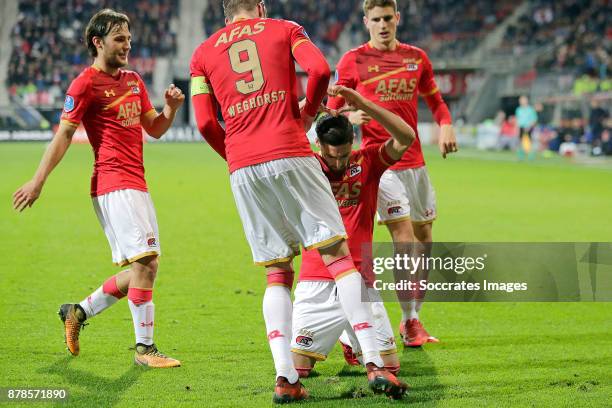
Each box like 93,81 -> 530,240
291,85 -> 415,386
190,0 -> 406,402
328,0 -> 458,347
12,9 -> 184,368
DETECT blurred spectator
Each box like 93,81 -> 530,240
601,129 -> 612,156
498,113 -> 519,151
516,95 -> 538,137
515,95 -> 538,159
588,99 -> 608,142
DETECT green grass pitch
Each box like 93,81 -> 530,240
1,142 -> 611,407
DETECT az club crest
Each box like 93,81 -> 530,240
296,336 -> 313,348
349,165 -> 362,177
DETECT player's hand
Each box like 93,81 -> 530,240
13,180 -> 43,212
298,99 -> 333,116
347,110 -> 372,126
328,85 -> 365,108
439,124 -> 458,158
298,98 -> 320,130
164,84 -> 185,111
300,109 -> 316,131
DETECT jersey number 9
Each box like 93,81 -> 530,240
229,39 -> 264,95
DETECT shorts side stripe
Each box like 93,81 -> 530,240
304,234 -> 347,251
291,348 -> 327,361
377,215 -> 412,225
114,250 -> 159,266
254,255 -> 294,267
411,217 -> 436,225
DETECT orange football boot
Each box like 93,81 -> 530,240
58,304 -> 87,356
366,364 -> 409,399
339,340 -> 360,366
400,319 -> 439,347
273,376 -> 308,404
134,344 -> 181,368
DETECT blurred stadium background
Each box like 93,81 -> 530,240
0,0 -> 610,158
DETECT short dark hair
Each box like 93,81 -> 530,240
223,0 -> 261,19
363,0 -> 397,15
316,114 -> 354,146
85,9 -> 130,57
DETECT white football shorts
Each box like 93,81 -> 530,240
291,281 -> 397,361
92,189 -> 160,266
230,156 -> 347,266
376,165 -> 437,225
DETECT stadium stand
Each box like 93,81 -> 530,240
7,0 -> 178,107
3,0 -> 610,157
503,0 -> 610,79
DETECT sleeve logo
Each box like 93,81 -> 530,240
63,95 -> 75,113
301,28 -> 310,39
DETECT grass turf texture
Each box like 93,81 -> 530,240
1,142 -> 611,407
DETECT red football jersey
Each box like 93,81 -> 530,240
60,66 -> 155,197
190,18 -> 314,173
329,42 -> 440,170
299,144 -> 397,287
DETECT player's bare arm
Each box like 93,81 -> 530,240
12,122 -> 77,212
329,85 -> 415,160
141,84 -> 185,139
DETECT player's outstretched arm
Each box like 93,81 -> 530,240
292,41 -> 331,131
141,84 -> 185,139
329,85 -> 415,160
12,122 -> 76,212
192,93 -> 227,160
423,92 -> 457,158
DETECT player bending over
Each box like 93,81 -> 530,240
12,9 -> 184,368
190,0 -> 407,402
292,85 -> 414,386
